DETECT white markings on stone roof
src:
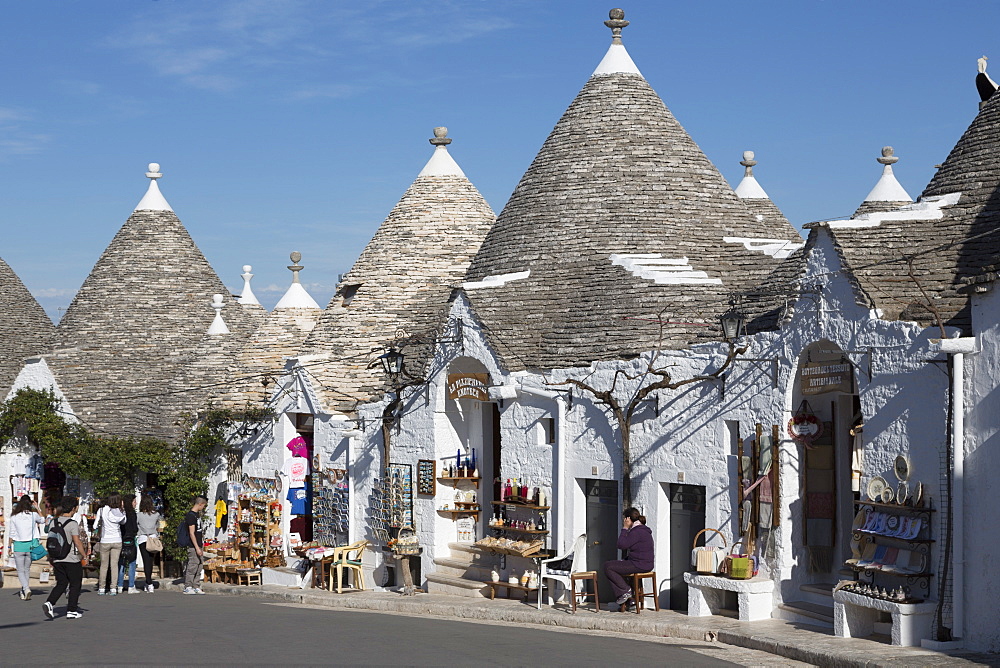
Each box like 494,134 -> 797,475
827,192 -> 961,229
609,254 -> 723,285
417,127 -> 467,178
723,237 -> 805,259
863,147 -> 913,203
237,265 -> 260,305
462,270 -> 531,289
207,294 -> 230,335
133,162 -> 172,212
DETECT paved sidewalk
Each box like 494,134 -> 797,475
159,579 -> 998,667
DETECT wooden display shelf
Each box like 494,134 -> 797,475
438,476 -> 480,488
490,526 -> 549,535
484,580 -> 541,600
491,500 -> 550,511
438,508 -> 480,515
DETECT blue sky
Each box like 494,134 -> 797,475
2,0 -> 998,320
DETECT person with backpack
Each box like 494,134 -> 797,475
116,494 -> 140,593
180,496 -> 208,595
7,495 -> 45,601
43,496 -> 89,620
94,493 -> 126,596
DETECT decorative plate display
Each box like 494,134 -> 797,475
886,515 -> 900,531
866,476 -> 887,501
881,486 -> 894,503
896,481 -> 909,505
893,454 -> 910,482
913,481 -> 924,508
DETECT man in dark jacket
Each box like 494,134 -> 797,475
603,508 -> 654,609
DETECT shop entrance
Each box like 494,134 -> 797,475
668,483 -> 705,610
792,342 -> 859,587
584,478 -> 619,603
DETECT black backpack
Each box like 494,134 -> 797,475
47,518 -> 73,561
177,518 -> 192,547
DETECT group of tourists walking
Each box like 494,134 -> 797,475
5,491 -> 165,620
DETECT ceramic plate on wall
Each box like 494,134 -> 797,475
913,481 -> 924,507
881,486 -> 894,503
896,481 -> 909,505
894,455 -> 910,482
867,476 -> 887,501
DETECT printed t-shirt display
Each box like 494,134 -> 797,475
287,488 -> 308,515
282,457 -> 309,489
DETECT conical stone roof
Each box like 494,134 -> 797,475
464,12 -> 802,370
48,167 -> 256,439
0,258 -> 55,398
733,151 -> 794,232
300,129 -> 495,413
851,147 -> 912,218
820,90 -> 1000,331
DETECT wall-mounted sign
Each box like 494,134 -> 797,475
800,361 -> 853,395
447,373 -> 490,401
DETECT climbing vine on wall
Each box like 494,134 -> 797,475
0,388 -> 273,561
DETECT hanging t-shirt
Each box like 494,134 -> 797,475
281,457 -> 309,489
215,499 -> 229,529
287,488 -> 308,515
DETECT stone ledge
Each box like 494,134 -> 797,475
833,590 -> 937,614
684,572 -> 775,593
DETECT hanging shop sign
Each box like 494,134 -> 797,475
787,400 -> 824,446
447,373 -> 490,401
800,360 -> 853,396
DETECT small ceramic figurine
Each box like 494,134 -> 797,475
491,567 -> 500,583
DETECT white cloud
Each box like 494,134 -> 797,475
33,287 -> 77,298
0,107 -> 51,158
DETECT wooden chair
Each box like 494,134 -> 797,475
538,534 -> 596,611
329,540 -> 369,593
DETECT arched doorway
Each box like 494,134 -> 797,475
790,340 -> 860,587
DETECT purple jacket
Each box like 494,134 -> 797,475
617,523 -> 654,569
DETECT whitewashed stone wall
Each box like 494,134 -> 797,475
963,284 -> 1000,652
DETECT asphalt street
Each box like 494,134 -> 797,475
0,583 -> 803,666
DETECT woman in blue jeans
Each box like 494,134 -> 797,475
603,507 -> 654,610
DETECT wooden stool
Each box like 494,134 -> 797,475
238,569 -> 261,586
629,572 -> 659,614
570,571 -> 601,613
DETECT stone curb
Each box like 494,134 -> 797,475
158,580 -> 992,667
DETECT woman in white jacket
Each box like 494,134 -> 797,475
7,495 -> 45,600
94,494 -> 126,596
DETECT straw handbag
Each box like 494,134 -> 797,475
723,541 -> 754,580
691,528 -> 727,574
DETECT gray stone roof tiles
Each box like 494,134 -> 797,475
48,208 -> 256,439
826,92 -> 1000,332
300,158 -> 495,413
463,67 -> 802,371
0,257 -> 55,398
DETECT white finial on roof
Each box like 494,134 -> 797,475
734,151 -> 770,199
418,127 -> 466,178
275,251 -> 321,309
134,162 -> 173,212
593,8 -> 641,77
863,146 -> 912,203
238,265 -> 260,305
207,294 -> 231,335
977,55 -> 998,105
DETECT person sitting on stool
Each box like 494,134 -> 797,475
603,507 -> 653,610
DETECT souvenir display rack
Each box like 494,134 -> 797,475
237,494 -> 283,567
416,460 -> 435,495
846,499 -> 935,600
314,467 -> 349,546
368,464 -> 413,546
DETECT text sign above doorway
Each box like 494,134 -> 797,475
447,373 -> 490,401
800,361 -> 853,395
